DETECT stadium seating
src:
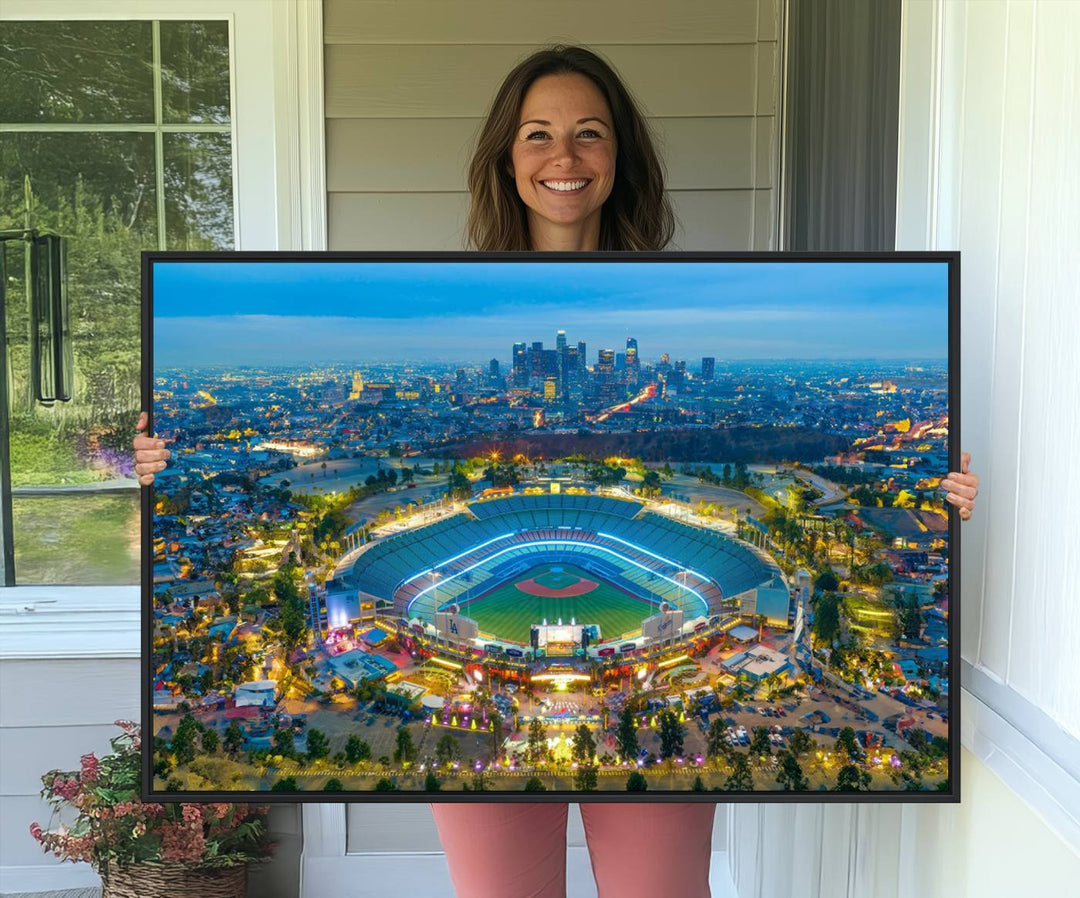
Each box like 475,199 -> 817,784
337,493 -> 779,621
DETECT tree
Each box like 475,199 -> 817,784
201,728 -> 219,754
749,726 -> 772,759
723,754 -> 754,791
527,718 -> 548,763
658,710 -> 685,760
435,732 -> 461,767
574,765 -> 598,792
775,751 -> 809,791
424,771 -> 442,791
692,775 -> 706,792
374,778 -> 399,791
834,764 -> 871,792
306,728 -> 330,761
271,776 -> 299,791
523,776 -> 547,792
171,714 -> 201,766
224,721 -> 244,757
813,593 -> 842,647
814,569 -> 839,593
639,469 -> 662,497
393,727 -> 417,766
571,724 -> 596,766
345,735 -> 372,764
706,719 -> 730,762
272,727 -> 298,760
626,771 -> 648,791
835,726 -> 860,760
901,592 -> 922,640
324,778 -> 343,791
616,706 -> 640,761
787,729 -> 814,759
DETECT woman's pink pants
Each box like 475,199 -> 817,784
431,802 -> 716,898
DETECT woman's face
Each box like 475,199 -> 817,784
508,73 -> 617,241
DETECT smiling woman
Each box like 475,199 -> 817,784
465,45 -> 674,253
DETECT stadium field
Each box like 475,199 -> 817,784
457,563 -> 657,644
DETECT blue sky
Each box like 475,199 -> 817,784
152,260 -> 949,366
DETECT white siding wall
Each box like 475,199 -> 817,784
324,0 -> 782,251
728,1 -> 1080,895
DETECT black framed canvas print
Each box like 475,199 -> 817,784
142,251 -> 959,802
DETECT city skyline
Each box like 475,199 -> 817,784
153,260 -> 950,366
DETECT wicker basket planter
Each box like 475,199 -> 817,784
101,862 -> 247,898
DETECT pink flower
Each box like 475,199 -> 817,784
52,777 -> 80,801
181,804 -> 203,824
80,753 -> 100,782
160,821 -> 206,863
29,822 -> 43,842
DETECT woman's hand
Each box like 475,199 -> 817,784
133,410 -> 170,486
942,451 -> 979,521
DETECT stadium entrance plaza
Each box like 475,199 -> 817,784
178,632 -> 946,791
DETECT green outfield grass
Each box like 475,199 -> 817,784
460,563 -> 657,644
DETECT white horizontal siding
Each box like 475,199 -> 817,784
326,117 -> 770,192
325,44 -> 763,119
324,0 -> 762,45
324,0 -> 781,252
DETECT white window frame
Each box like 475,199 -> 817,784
0,0 -> 326,660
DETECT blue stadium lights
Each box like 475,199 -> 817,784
398,533 -> 515,587
405,539 -> 709,617
597,532 -> 711,582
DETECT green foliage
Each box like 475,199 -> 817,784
626,771 -> 648,791
523,776 -> 547,792
658,710 -> 685,760
305,728 -> 330,761
723,754 -> 754,791
571,724 -> 596,765
393,727 -> 417,765
835,727 -> 860,760
424,771 -> 441,792
271,776 -> 298,792
323,779 -> 343,791
586,463 -> 626,486
345,735 -> 371,764
813,569 -> 839,593
813,593 -> 843,647
200,728 -> 218,754
775,751 -> 809,791
616,706 -> 640,762
373,778 -> 399,792
435,733 -> 461,767
706,718 -> 730,761
527,718 -> 547,763
446,469 -> 472,500
749,726 -> 772,758
834,764 -> 871,792
573,765 -> 598,792
787,729 -> 814,759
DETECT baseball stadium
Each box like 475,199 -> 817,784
326,490 -> 783,668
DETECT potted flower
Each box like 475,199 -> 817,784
30,720 -> 273,898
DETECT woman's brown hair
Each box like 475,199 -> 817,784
466,45 -> 675,252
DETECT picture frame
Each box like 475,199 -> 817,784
142,251 -> 960,802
